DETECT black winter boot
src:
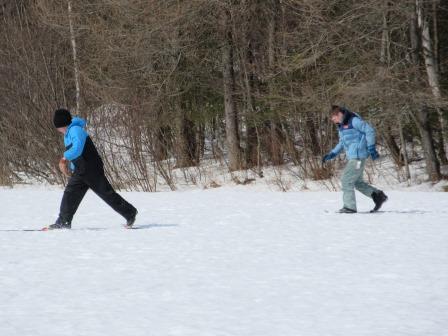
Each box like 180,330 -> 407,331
371,191 -> 388,212
125,210 -> 138,228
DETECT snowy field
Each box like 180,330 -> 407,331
0,187 -> 447,336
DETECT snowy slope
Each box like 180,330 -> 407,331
0,188 -> 447,336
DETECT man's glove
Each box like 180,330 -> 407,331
58,157 -> 71,177
322,152 -> 337,163
367,145 -> 379,160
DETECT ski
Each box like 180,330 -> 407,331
324,210 -> 384,214
1,229 -> 49,232
1,227 -> 108,232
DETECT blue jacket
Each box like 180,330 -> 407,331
63,117 -> 88,171
330,111 -> 376,160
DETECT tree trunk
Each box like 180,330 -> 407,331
153,126 -> 170,162
171,2 -> 196,169
379,1 -> 390,66
175,109 -> 197,168
416,0 -> 446,163
196,123 -> 205,163
378,2 -> 404,169
67,0 -> 80,114
244,40 -> 259,169
436,128 -> 448,165
409,12 -> 419,64
409,2 -> 442,181
222,7 -> 241,171
432,1 -> 447,165
306,118 -> 321,156
412,106 -> 441,181
398,115 -> 411,181
266,0 -> 284,166
382,125 -> 402,167
432,0 -> 440,75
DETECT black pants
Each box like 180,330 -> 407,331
58,170 -> 136,223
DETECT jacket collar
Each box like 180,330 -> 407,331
337,108 -> 355,129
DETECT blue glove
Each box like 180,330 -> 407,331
322,152 -> 337,163
368,145 -> 379,160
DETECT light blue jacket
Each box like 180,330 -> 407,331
331,113 -> 376,160
63,117 -> 88,170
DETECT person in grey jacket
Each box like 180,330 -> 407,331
323,106 -> 388,213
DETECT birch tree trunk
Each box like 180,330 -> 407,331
415,0 -> 447,164
431,0 -> 447,164
416,0 -> 441,100
67,0 -> 80,114
409,1 -> 441,180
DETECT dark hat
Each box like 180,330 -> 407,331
53,108 -> 72,128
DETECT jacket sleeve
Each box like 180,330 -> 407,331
331,138 -> 344,155
352,117 -> 376,147
64,126 -> 87,161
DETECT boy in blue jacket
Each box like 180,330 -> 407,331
323,106 -> 388,213
48,108 -> 137,229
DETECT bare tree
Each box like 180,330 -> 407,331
222,4 -> 242,171
415,0 -> 446,163
67,0 -> 80,113
1,0 -> 447,187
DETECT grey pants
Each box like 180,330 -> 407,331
341,159 -> 378,211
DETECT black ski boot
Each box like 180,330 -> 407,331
371,191 -> 388,212
338,207 -> 357,214
125,210 -> 138,229
47,218 -> 71,230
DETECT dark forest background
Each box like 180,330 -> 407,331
1,0 -> 447,190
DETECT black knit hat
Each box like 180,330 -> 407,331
53,108 -> 72,128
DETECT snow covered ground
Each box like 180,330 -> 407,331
0,187 -> 447,336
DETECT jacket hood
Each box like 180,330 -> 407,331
69,117 -> 86,129
337,108 -> 357,129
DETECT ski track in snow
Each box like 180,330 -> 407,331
0,188 -> 447,336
